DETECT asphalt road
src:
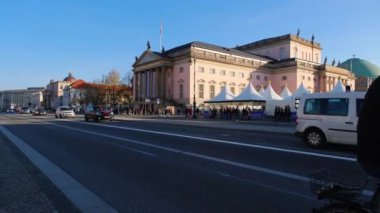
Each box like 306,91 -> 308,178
0,113 -> 372,212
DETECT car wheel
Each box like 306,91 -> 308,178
109,116 -> 113,121
85,116 -> 89,122
95,117 -> 99,122
304,128 -> 325,147
60,114 -> 62,119
55,114 -> 58,118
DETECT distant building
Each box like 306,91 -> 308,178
339,58 -> 380,91
0,87 -> 44,111
133,33 -> 355,111
43,72 -> 77,110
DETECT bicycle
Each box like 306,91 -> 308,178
309,167 -> 380,213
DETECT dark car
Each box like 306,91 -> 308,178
33,108 -> 47,116
85,106 -> 114,122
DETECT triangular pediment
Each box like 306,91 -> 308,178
133,51 -> 171,67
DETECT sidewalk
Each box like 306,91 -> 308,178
0,134 -> 57,213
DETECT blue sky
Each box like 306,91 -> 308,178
1,0 -> 379,90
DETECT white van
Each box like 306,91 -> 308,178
295,91 -> 365,147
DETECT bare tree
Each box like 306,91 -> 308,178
105,70 -> 122,109
83,84 -> 105,107
122,71 -> 133,87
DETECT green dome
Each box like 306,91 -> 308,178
339,58 -> 380,78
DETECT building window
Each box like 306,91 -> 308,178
239,72 -> 244,78
198,67 -> 205,73
293,47 -> 298,58
179,67 -> 184,73
279,47 -> 285,60
210,85 -> 215,98
264,76 -> 268,81
315,54 -> 319,63
302,75 -> 305,80
209,68 -> 216,74
230,71 -> 235,77
308,76 -> 311,81
314,77 -> 316,82
256,75 -> 261,80
282,76 -> 287,81
179,84 -> 184,99
230,87 -> 235,94
220,70 -> 226,76
198,84 -> 204,99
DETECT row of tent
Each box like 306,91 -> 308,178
204,80 -> 348,116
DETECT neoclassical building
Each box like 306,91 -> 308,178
132,34 -> 355,110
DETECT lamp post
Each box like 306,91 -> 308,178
192,58 -> 197,119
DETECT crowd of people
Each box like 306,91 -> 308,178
274,105 -> 292,122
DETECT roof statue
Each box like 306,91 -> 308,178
204,86 -> 236,103
161,46 -> 165,53
332,58 -> 335,66
135,56 -> 138,61
331,80 -> 346,93
146,40 -> 151,51
297,28 -> 300,37
261,82 -> 283,101
280,84 -> 292,99
311,34 -> 315,44
337,60 -> 341,67
231,82 -> 265,102
324,56 -> 327,65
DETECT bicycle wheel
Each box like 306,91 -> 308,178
316,203 -> 365,213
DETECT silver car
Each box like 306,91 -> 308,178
55,106 -> 75,118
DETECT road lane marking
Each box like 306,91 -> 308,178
0,126 -> 118,213
53,122 -> 376,198
75,121 -> 356,162
45,123 -> 310,182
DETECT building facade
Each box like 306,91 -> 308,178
132,34 -> 356,111
0,87 -> 44,111
43,73 -> 77,110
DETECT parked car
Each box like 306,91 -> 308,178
33,108 -> 47,116
85,106 -> 114,122
20,107 -> 31,114
55,106 -> 75,118
295,91 -> 365,147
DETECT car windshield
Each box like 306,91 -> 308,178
60,107 -> 71,110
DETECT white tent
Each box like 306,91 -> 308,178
231,83 -> 265,102
330,80 -> 346,93
280,84 -> 292,99
259,86 -> 265,96
204,86 -> 236,103
291,82 -> 309,99
261,83 -> 283,101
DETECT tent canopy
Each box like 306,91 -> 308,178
280,84 -> 292,99
331,80 -> 346,93
204,86 -> 236,103
230,83 -> 266,102
261,83 -> 283,101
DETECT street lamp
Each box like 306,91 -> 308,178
192,58 -> 197,119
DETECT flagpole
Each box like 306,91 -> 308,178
159,20 -> 162,51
